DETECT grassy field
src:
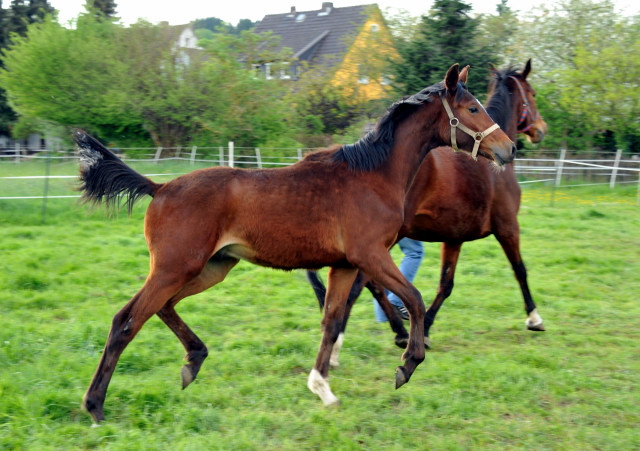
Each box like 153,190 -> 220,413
1,160 -> 639,450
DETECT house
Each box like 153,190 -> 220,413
159,22 -> 202,66
253,2 -> 397,101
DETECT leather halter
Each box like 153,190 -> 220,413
509,76 -> 541,133
441,96 -> 500,161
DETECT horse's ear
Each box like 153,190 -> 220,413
522,59 -> 532,80
445,63 -> 460,93
459,65 -> 470,84
488,62 -> 498,75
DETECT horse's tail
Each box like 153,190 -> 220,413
306,270 -> 327,310
74,130 -> 161,214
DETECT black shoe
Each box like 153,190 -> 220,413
392,304 -> 410,320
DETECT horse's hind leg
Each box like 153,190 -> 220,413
495,232 -> 544,331
420,242 -> 463,349
82,272 -> 189,423
156,306 -> 208,389
365,280 -> 410,349
158,256 -> 240,389
308,267 -> 358,405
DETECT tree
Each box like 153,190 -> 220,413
84,0 -> 118,20
0,0 -> 55,135
391,0 -> 496,95
0,16 -> 298,148
510,0 -> 639,151
0,16 -> 126,140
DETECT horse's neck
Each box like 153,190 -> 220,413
385,111 -> 440,195
486,88 -> 520,142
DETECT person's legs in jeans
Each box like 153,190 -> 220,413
373,238 -> 424,322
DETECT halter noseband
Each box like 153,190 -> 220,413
509,76 -> 540,133
441,96 -> 500,161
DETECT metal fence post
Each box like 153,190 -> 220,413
637,162 -> 640,206
219,146 -> 224,166
555,147 -> 566,187
609,148 -> 622,189
190,146 -> 197,165
228,141 -> 234,168
15,143 -> 20,163
297,148 -> 303,160
41,149 -> 51,224
255,148 -> 262,168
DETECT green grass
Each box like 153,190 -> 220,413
1,161 -> 639,450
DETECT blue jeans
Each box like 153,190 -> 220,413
373,238 -> 424,322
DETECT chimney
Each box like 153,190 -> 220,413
318,2 -> 333,16
291,6 -> 296,14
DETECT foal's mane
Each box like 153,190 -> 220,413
485,66 -> 523,130
332,82 -> 458,172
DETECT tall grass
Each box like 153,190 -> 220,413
0,164 -> 638,449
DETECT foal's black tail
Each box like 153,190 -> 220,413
74,130 -> 161,215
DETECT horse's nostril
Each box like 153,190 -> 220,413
511,144 -> 517,157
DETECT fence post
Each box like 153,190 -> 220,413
555,147 -> 566,187
219,146 -> 224,166
190,146 -> 197,165
154,147 -> 163,162
637,162 -> 640,206
41,149 -> 51,224
609,148 -> 623,189
228,141 -> 234,168
255,148 -> 262,168
297,148 -> 303,160
14,143 -> 20,163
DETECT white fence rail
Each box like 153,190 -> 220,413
2,144 -> 640,202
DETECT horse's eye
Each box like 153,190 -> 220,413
468,106 -> 479,114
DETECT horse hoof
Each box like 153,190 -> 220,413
424,336 -> 431,349
82,396 -> 105,424
329,359 -> 340,368
181,365 -> 196,389
527,322 -> 546,332
395,366 -> 408,389
394,336 -> 408,349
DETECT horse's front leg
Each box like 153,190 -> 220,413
308,267 -> 358,405
355,250 -> 426,389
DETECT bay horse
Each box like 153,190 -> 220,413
307,60 -> 548,365
76,64 -> 515,423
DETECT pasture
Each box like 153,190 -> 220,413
1,159 -> 639,450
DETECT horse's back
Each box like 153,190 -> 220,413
143,159 -> 402,270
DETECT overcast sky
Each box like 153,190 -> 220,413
48,0 -> 638,27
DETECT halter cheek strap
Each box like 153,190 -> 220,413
441,97 -> 500,161
509,76 -> 540,133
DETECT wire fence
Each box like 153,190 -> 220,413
2,144 -> 639,219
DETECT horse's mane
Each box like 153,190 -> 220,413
332,82 -> 462,172
485,66 -> 522,130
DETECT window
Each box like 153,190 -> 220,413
370,23 -> 379,32
280,62 -> 291,80
357,64 -> 369,84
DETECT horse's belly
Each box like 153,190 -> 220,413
408,210 -> 490,242
219,243 -> 346,271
